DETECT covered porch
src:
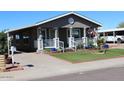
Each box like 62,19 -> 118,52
36,27 -> 98,52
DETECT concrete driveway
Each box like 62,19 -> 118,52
0,52 -> 124,80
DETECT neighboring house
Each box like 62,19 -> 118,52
6,12 -> 102,52
98,28 -> 124,43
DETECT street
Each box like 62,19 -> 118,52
1,53 -> 124,81
34,66 -> 124,81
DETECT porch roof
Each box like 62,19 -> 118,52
6,12 -> 102,33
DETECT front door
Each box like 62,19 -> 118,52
41,29 -> 47,47
59,28 -> 68,47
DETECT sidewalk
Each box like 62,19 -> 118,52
0,53 -> 124,81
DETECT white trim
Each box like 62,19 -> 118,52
69,27 -> 73,37
37,12 -> 102,26
83,27 -> 87,47
6,12 -> 102,33
5,24 -> 37,33
37,27 -> 43,51
55,28 -> 58,38
44,46 -> 55,48
72,12 -> 102,26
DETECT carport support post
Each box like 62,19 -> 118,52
7,32 -> 10,55
54,27 -> 59,49
11,46 -> 15,65
83,27 -> 87,48
113,31 -> 115,44
103,32 -> 106,43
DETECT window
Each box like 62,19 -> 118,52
72,29 -> 81,38
106,32 -> 113,36
99,33 -> 103,36
15,35 -> 20,40
116,31 -> 124,35
23,35 -> 30,44
23,36 -> 29,39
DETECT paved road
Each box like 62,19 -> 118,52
35,66 -> 124,81
1,53 -> 124,80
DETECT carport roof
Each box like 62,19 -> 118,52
98,28 -> 124,33
6,12 -> 102,33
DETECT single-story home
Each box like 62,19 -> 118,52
6,12 -> 102,52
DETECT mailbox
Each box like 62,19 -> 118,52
102,44 -> 109,49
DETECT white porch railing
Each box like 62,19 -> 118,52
59,41 -> 64,53
44,38 -> 60,49
54,38 -> 59,49
68,37 -> 75,48
42,37 -> 97,52
44,39 -> 54,48
82,37 -> 98,47
74,38 -> 84,45
82,37 -> 88,47
68,37 -> 84,51
74,38 -> 84,51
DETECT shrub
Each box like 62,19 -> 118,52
97,38 -> 105,50
87,38 -> 97,49
0,32 -> 7,54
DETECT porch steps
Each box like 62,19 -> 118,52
65,47 -> 76,52
0,55 -> 6,72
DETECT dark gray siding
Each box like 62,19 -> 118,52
39,14 -> 99,28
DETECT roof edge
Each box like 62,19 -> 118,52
36,11 -> 102,26
6,11 -> 102,33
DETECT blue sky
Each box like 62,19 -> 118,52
0,11 -> 124,31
